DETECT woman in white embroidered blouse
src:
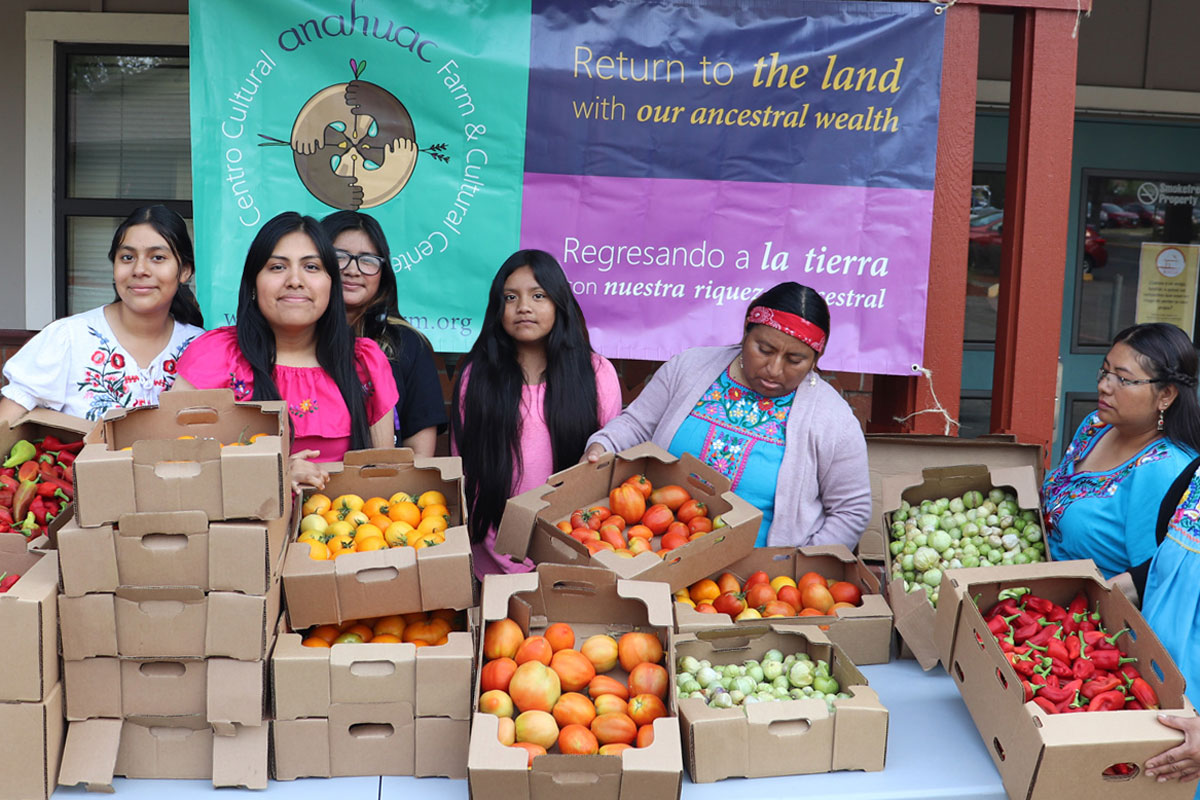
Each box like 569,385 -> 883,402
0,206 -> 205,423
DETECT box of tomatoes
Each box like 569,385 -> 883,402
675,623 -> 887,782
933,560 -> 1195,800
495,443 -> 761,593
73,389 -> 290,527
281,448 -> 474,629
673,545 -> 893,665
468,564 -> 682,800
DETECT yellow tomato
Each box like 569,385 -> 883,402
689,578 -> 721,605
332,494 -> 365,514
325,521 -> 356,540
297,530 -> 330,547
299,513 -> 329,535
770,576 -> 798,594
416,490 -> 446,510
388,491 -> 414,506
327,535 -> 356,558
420,503 -> 451,523
416,516 -> 448,537
303,493 -> 332,516
303,540 -> 330,560
411,531 -> 445,550
343,510 -> 370,528
675,596 -> 696,608
354,523 -> 385,542
384,521 -> 415,547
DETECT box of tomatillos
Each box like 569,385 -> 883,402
468,564 -> 681,800
675,623 -> 887,782
860,433 -> 1043,562
58,577 -> 282,662
934,560 -> 1195,800
495,443 -> 760,592
0,681 -> 64,800
881,462 -> 1047,670
673,545 -> 893,665
57,502 -> 293,597
282,448 -> 474,628
62,656 -> 267,731
0,542 -> 59,703
272,610 -> 474,723
72,389 -> 289,527
57,715 -> 268,790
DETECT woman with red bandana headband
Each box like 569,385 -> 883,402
584,282 -> 870,548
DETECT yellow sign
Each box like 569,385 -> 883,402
1135,243 -> 1200,337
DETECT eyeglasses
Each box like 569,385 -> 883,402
1097,368 -> 1162,389
335,250 -> 386,276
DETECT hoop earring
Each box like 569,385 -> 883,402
1158,408 -> 1165,432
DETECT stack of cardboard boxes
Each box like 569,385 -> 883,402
53,390 -> 291,790
272,448 -> 476,779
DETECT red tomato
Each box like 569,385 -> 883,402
677,499 -> 708,523
745,583 -> 777,610
649,484 -> 690,511
712,592 -> 746,617
777,584 -> 803,610
687,516 -> 713,534
556,520 -> 573,534
715,572 -> 741,595
641,504 -> 674,535
609,485 -> 646,525
586,506 -> 612,531
829,581 -> 863,606
744,570 -> 771,590
598,524 -> 626,550
660,531 -> 690,551
627,524 -> 654,541
762,599 -> 797,617
622,474 -> 653,499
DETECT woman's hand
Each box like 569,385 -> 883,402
582,442 -> 608,463
289,449 -> 329,493
1146,714 -> 1200,782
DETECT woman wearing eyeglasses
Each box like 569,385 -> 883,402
320,211 -> 446,456
1042,323 -> 1200,591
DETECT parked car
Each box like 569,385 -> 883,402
968,216 -> 1107,274
1083,225 -> 1107,272
1100,202 -> 1140,228
1122,202 -> 1164,226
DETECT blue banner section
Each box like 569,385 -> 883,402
525,0 -> 945,190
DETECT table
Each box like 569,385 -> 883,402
55,660 -> 1007,800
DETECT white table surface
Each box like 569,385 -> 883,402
55,659 -> 1007,800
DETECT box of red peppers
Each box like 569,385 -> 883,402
934,560 -> 1196,800
0,409 -> 91,546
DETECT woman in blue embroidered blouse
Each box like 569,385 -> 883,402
1042,323 -> 1200,589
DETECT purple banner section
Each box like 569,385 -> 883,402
521,173 -> 932,375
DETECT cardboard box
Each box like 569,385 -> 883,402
57,715 -> 268,790
675,624 -> 887,782
73,389 -> 289,527
861,434 -> 1043,561
468,564 -> 682,800
57,504 -> 292,597
282,448 -> 474,628
495,443 -> 761,592
62,656 -> 266,729
272,615 -> 475,722
0,543 -> 58,702
59,577 -> 282,662
271,700 -> 415,779
0,682 -> 64,800
0,408 -> 92,551
881,463 -> 1045,670
935,560 -> 1196,800
673,545 -> 893,665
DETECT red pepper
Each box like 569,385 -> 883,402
30,496 -> 49,526
16,461 -> 38,482
1072,656 -> 1096,680
1129,677 -> 1159,710
1013,619 -> 1041,644
0,474 -> 16,490
1032,696 -> 1059,714
1045,637 -> 1070,663
1062,592 -> 1089,635
1027,622 -> 1062,647
12,480 -> 37,522
57,449 -> 77,467
986,597 -> 1023,618
1125,700 -> 1144,710
1087,690 -> 1126,712
1025,594 -> 1055,615
1037,678 -> 1082,704
1087,649 -> 1138,672
43,436 -> 83,454
0,572 -> 18,592
38,474 -> 71,495
1022,680 -> 1036,702
1080,674 -> 1124,699
987,614 -> 1017,636
1066,631 -> 1083,661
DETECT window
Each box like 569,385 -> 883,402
957,393 -> 993,439
1073,171 -> 1200,350
965,167 -> 1007,346
57,45 -> 191,317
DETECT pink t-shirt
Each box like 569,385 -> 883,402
177,327 -> 399,462
455,353 -> 622,577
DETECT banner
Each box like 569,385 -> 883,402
190,0 -> 945,372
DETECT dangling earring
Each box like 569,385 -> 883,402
738,356 -> 744,371
251,289 -> 256,300
1158,408 -> 1165,431
810,372 -> 817,387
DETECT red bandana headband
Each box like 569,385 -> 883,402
747,306 -> 827,353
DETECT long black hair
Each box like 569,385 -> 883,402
108,205 -> 204,328
1113,323 -> 1200,454
451,249 -> 601,543
236,212 -> 371,451
746,282 -> 830,348
318,210 -> 430,355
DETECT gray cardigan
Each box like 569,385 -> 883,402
587,345 -> 871,549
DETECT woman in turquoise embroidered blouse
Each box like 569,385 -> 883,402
1042,323 -> 1200,587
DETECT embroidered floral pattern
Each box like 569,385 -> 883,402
1043,412 -> 1173,540
290,398 -> 319,418
77,327 -> 133,421
228,373 -> 251,401
686,368 -> 793,485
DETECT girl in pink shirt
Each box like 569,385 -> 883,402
452,250 -> 621,577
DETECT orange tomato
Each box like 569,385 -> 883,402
303,540 -> 330,560
411,531 -> 445,549
367,514 -> 393,532
745,583 -> 777,610
354,523 -> 384,542
327,535 -> 356,558
404,620 -> 449,646
373,616 -> 406,638
556,520 -> 573,534
797,571 -> 827,593
388,501 -> 422,528
302,493 -> 332,516
421,503 -> 450,522
354,536 -> 388,553
342,623 -> 375,642
417,490 -> 446,509
688,578 -> 721,605
543,622 -> 575,652
417,516 -> 448,537
801,583 -> 836,614
301,637 -> 331,648
370,633 -> 402,644
308,625 -> 340,644
362,497 -> 390,518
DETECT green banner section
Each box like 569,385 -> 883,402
189,0 -> 529,349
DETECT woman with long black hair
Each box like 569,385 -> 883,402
320,211 -> 446,456
0,204 -> 204,423
174,211 -> 398,489
451,249 -> 621,577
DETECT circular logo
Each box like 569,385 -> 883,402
290,80 -> 418,210
1156,247 -> 1187,278
1137,182 -> 1161,206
